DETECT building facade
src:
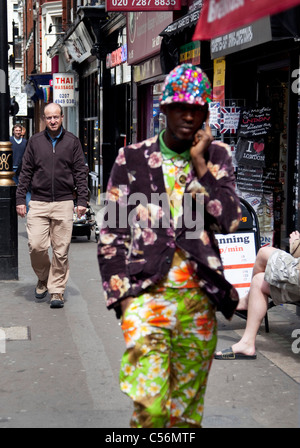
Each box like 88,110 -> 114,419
10,0 -> 300,248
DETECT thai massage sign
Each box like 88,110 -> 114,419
106,0 -> 181,11
53,74 -> 75,107
235,107 -> 272,167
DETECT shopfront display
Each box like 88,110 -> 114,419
212,61 -> 290,249
79,70 -> 99,196
128,12 -> 172,141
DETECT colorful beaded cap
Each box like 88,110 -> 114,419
159,63 -> 212,106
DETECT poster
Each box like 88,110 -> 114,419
213,57 -> 225,105
220,106 -> 241,134
215,231 -> 257,298
238,107 -> 272,138
235,138 -> 266,167
237,166 -> 278,194
235,106 -> 272,167
209,102 -> 221,130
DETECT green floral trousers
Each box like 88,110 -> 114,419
120,287 -> 217,428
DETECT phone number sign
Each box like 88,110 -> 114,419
106,0 -> 181,11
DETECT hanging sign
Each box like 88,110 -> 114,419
53,74 -> 75,107
179,41 -> 200,65
106,45 -> 128,68
213,57 -> 225,105
193,0 -> 300,40
106,0 -> 181,11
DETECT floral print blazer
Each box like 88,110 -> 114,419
98,135 -> 242,319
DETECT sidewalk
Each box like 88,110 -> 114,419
205,307 -> 300,427
0,214 -> 132,428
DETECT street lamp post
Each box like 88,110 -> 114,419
0,0 -> 18,280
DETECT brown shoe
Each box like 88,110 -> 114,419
35,279 -> 48,299
50,293 -> 64,309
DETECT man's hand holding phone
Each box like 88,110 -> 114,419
190,115 -> 213,178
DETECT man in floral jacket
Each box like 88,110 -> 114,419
98,64 -> 241,428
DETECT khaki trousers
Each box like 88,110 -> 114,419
26,200 -> 74,294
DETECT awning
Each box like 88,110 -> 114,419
210,6 -> 300,58
160,8 -> 201,37
29,73 -> 52,86
193,0 -> 300,40
271,6 -> 300,39
160,6 -> 202,74
28,74 -> 53,102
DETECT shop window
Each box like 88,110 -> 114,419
79,72 -> 99,196
208,68 -> 289,249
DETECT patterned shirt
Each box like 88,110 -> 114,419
159,130 -> 199,288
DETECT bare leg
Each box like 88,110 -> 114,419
216,272 -> 270,356
252,247 -> 277,277
236,247 -> 276,311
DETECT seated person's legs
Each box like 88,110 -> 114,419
237,246 -> 277,310
215,272 -> 270,359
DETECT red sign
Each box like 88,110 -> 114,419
193,0 -> 300,40
127,12 -> 173,65
106,0 -> 181,11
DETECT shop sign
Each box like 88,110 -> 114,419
127,12 -> 172,65
64,22 -> 93,64
193,0 -> 300,40
133,55 -> 162,82
106,45 -> 128,69
53,74 -> 75,107
106,0 -> 181,11
179,41 -> 200,65
210,17 -> 272,58
160,7 -> 201,35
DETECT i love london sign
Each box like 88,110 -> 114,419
193,0 -> 300,40
53,74 -> 75,107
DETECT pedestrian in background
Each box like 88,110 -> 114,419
16,102 -> 88,309
98,64 -> 241,428
10,124 -> 27,185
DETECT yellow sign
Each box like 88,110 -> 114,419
213,57 -> 226,104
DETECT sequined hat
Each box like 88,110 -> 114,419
159,63 -> 212,106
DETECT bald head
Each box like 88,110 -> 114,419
43,103 -> 64,137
